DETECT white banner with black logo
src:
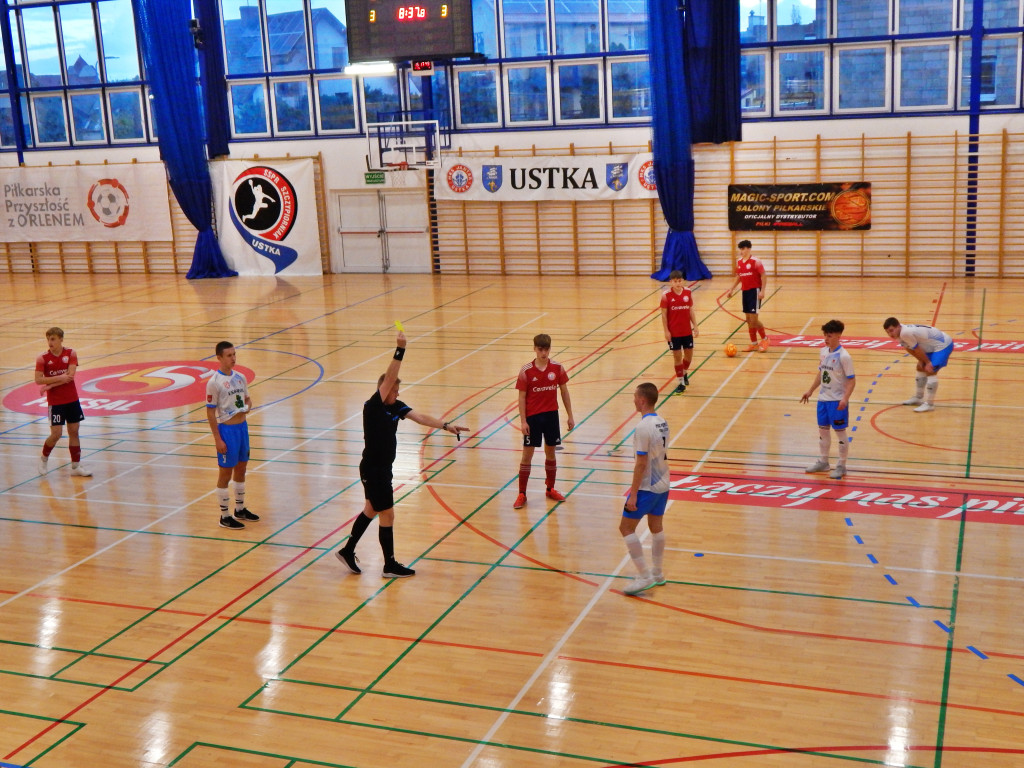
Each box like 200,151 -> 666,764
212,159 -> 321,276
433,153 -> 659,202
0,163 -> 172,242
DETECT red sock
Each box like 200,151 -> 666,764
682,359 -> 691,371
70,446 -> 81,462
518,464 -> 531,494
749,328 -> 757,342
545,459 -> 556,490
674,363 -> 685,378
757,327 -> 766,339
42,444 -> 54,457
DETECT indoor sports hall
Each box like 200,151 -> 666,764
1,273 -> 1022,767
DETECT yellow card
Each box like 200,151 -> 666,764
395,320 -> 405,332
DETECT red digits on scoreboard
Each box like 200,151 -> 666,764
397,4 -> 428,20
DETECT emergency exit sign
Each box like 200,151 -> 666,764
365,171 -> 386,184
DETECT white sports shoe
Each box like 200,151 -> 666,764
39,456 -> 49,475
829,465 -> 847,479
903,396 -> 923,406
805,459 -> 829,473
913,403 -> 935,413
623,574 -> 658,596
70,463 -> 93,477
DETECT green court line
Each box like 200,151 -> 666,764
932,497 -> 969,768
373,283 -> 496,334
964,357 -> 982,479
579,287 -> 667,341
0,707 -> 86,768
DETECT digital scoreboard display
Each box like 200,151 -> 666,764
344,0 -> 476,63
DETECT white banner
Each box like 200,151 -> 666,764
433,153 -> 659,202
0,163 -> 172,242
212,159 -> 322,276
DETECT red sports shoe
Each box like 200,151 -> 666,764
545,488 -> 566,502
513,493 -> 527,509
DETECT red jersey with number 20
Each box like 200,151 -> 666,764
36,348 -> 79,406
736,257 -> 765,291
660,288 -> 694,336
516,360 -> 568,417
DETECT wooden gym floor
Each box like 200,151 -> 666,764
0,273 -> 1022,768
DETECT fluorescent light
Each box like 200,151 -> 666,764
344,61 -> 396,75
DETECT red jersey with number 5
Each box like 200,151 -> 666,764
736,257 -> 765,291
516,360 -> 568,417
660,288 -> 694,336
36,348 -> 79,406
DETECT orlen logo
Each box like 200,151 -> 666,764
2,361 -> 255,416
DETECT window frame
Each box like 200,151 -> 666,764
228,79 -> 272,138
313,73 -> 359,134
605,54 -> 651,123
105,87 -> 148,143
503,62 -> 552,126
452,64 -> 502,128
270,76 -> 314,135
833,42 -> 892,114
553,58 -> 604,123
894,38 -> 955,111
773,45 -> 829,115
68,89 -> 107,144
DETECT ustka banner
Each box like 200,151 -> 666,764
211,159 -> 321,275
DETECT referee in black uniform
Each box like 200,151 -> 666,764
336,331 -> 468,578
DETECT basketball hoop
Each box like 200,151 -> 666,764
390,160 -> 412,187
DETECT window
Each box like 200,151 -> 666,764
739,1 -> 768,43
898,0 -> 952,34
740,51 -> 767,114
506,64 -> 550,123
362,74 -> 400,124
897,42 -> 952,109
776,48 -> 826,113
98,0 -> 142,82
472,0 -> 498,58
503,0 -> 548,57
608,57 -> 649,120
836,45 -> 888,111
776,0 -> 823,42
315,76 -> 356,131
607,0 -> 647,51
555,0 -> 600,55
408,69 -> 451,125
230,82 -> 270,135
555,61 -> 601,121
60,4 -> 100,85
22,6 -> 62,84
837,0 -> 889,37
964,0 -> 1020,29
267,0 -> 309,72
31,94 -> 67,144
960,36 -> 1020,108
272,79 -> 312,132
310,0 -> 348,69
455,67 -> 499,125
224,0 -> 267,75
108,89 -> 146,141
69,91 -> 105,142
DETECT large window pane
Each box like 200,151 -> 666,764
608,58 -> 649,119
108,89 -> 144,140
965,0 -> 1019,29
777,0 -> 824,41
316,77 -> 355,129
899,0 -> 951,34
22,6 -> 62,85
3,10 -> 25,88
408,69 -> 451,125
0,98 -> 15,145
837,46 -> 887,110
98,0 -> 141,82
507,65 -> 549,122
557,62 -> 600,120
899,43 -> 950,108
223,0 -> 266,75
472,0 -> 497,58
741,51 -> 766,112
503,0 -> 548,57
960,37 -> 1019,107
310,0 -> 347,69
837,0 -> 889,37
230,82 -> 268,134
778,49 -> 825,111
456,69 -> 498,124
608,0 -> 646,51
362,74 -> 400,122
555,0 -> 600,55
60,4 -> 100,85
268,0 -> 309,72
273,79 -> 311,131
740,1 -> 767,43
33,94 -> 67,143
70,92 -> 104,141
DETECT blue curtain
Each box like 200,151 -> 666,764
649,0 -> 740,282
195,0 -> 231,158
134,0 -> 236,279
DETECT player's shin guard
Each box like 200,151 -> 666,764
925,375 -> 939,404
818,427 -> 831,461
216,487 -> 230,516
651,531 -> 666,573
915,373 -> 927,399
544,459 -> 556,490
623,533 -> 649,576
234,482 -> 245,512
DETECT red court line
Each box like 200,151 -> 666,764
585,375 -> 677,461
869,404 -> 967,453
932,281 -> 947,327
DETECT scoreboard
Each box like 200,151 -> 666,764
344,0 -> 476,63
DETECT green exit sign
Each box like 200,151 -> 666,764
365,171 -> 386,185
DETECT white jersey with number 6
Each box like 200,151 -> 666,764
206,370 -> 250,423
818,345 -> 855,402
898,324 -> 952,354
634,412 -> 670,494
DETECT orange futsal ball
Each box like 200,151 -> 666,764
724,343 -> 737,357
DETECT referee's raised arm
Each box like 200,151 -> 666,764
379,331 -> 407,400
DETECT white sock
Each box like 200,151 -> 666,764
818,427 -> 831,461
925,375 -> 939,404
216,487 -> 230,516
623,533 -> 649,576
914,373 -> 927,399
836,430 -> 848,467
651,531 -> 666,575
234,482 -> 246,512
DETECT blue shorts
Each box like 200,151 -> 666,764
741,288 -> 761,315
217,421 -> 250,468
926,343 -> 953,371
524,410 -> 561,448
817,400 -> 848,430
622,489 -> 669,520
668,335 -> 694,351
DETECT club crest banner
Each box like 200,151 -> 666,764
212,159 -> 321,275
0,163 -> 172,242
434,154 -> 659,201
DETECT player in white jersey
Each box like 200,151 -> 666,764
205,341 -> 259,530
801,320 -> 856,479
619,382 -> 671,596
883,317 -> 953,413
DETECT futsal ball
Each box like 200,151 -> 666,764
724,343 -> 737,357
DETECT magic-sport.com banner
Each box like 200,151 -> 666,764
433,153 -> 659,202
728,182 -> 871,231
0,163 -> 172,242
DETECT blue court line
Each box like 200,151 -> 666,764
934,620 -> 951,633
844,517 -> 853,526
967,646 -> 988,660
906,596 -> 921,607
866,553 -> 878,564
853,535 -> 863,544
884,574 -> 897,585
1010,674 -> 1024,687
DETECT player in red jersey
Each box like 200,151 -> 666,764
660,270 -> 699,394
726,240 -> 769,352
514,334 -> 575,509
35,327 -> 91,477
